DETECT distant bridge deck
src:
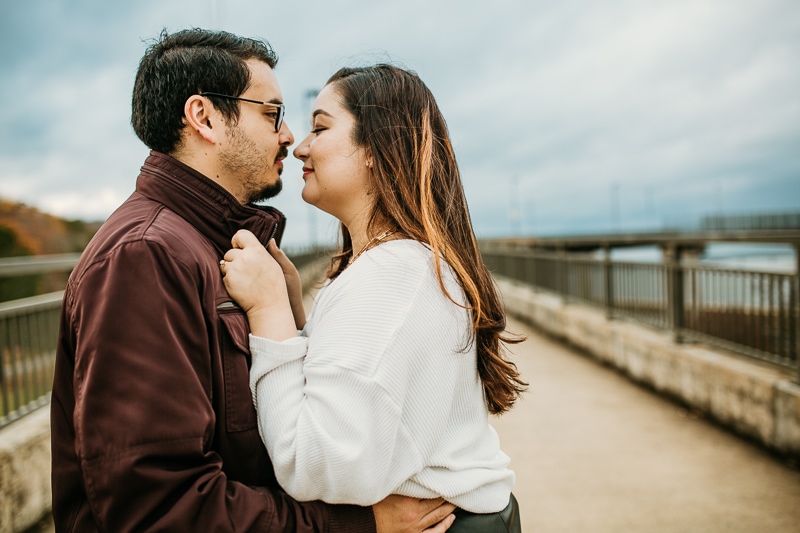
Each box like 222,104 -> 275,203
494,316 -> 800,533
491,228 -> 800,253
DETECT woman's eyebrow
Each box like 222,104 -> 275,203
312,109 -> 334,119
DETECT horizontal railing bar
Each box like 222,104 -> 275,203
483,229 -> 800,249
483,250 -> 794,277
0,250 -> 329,280
679,329 -> 796,371
0,291 -> 64,317
0,253 -> 81,278
0,393 -> 51,429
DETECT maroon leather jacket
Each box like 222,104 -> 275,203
50,152 -> 375,532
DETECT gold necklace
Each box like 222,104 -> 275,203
348,229 -> 395,265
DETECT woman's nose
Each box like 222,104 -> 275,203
293,135 -> 310,160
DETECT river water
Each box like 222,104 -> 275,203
611,243 -> 796,274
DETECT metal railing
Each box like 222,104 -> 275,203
481,245 -> 800,374
3,242 -> 797,427
700,212 -> 800,232
0,293 -> 63,427
681,264 -> 798,367
0,254 -> 80,428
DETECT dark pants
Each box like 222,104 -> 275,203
449,493 -> 521,532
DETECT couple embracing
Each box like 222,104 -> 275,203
51,27 -> 525,533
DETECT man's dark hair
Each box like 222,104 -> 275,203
131,28 -> 278,154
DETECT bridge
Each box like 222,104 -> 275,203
1,231 -> 799,532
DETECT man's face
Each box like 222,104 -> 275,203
218,60 -> 294,203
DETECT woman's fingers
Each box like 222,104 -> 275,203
267,239 -> 295,270
225,230 -> 275,267
222,248 -> 239,264
231,229 -> 262,250
266,238 -> 281,257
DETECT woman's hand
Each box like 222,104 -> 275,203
264,238 -> 306,330
221,230 -> 298,341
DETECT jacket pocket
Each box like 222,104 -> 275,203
218,305 -> 258,432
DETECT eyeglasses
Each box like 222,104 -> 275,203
199,92 -> 286,132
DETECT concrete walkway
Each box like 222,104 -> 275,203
492,316 -> 800,532
26,316 -> 800,533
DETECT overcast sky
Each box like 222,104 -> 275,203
1,0 -> 798,247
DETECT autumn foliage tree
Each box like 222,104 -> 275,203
0,198 -> 101,302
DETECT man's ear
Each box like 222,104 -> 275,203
184,95 -> 217,144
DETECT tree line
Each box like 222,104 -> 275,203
0,198 -> 101,302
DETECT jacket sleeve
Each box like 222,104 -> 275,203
69,240 -> 374,532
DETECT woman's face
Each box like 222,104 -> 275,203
293,84 -> 371,226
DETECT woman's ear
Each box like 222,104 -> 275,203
365,147 -> 374,169
184,95 -> 216,144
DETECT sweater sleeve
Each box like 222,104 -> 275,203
250,251 -> 441,505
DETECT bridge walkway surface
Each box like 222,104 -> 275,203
493,316 -> 800,532
21,318 -> 800,533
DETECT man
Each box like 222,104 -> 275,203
50,28 -> 455,532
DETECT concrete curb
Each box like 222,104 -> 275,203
0,406 -> 51,533
496,275 -> 800,459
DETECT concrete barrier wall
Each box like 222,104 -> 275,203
0,257 -> 332,533
496,275 -> 800,459
0,406 -> 51,533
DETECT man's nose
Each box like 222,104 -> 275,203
279,123 -> 294,146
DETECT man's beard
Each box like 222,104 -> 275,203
221,127 -> 287,204
247,145 -> 287,203
248,178 -> 283,203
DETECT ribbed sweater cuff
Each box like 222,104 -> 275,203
249,334 -> 306,371
326,504 -> 376,533
249,334 -> 307,398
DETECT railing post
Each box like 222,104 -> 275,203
558,245 -> 567,303
795,244 -> 800,384
667,244 -> 686,344
526,247 -> 537,290
604,243 -> 614,319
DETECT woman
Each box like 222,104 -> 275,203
221,64 -> 526,532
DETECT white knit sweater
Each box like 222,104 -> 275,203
249,239 -> 514,513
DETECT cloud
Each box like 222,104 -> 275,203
446,0 -> 800,234
0,0 -> 798,244
0,60 -> 147,220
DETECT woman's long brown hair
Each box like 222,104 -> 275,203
324,64 -> 527,414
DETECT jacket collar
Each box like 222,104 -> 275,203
135,151 -> 286,255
